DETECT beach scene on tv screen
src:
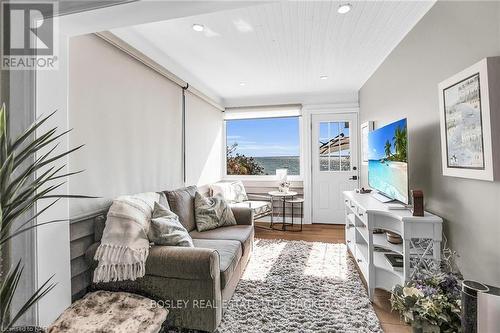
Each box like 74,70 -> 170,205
368,118 -> 408,203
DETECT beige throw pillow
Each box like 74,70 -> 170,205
194,192 -> 237,232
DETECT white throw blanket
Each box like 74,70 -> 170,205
93,192 -> 160,283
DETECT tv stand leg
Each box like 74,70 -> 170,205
433,241 -> 441,262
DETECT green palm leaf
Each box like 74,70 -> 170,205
0,104 -> 93,331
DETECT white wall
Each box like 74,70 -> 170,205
68,34 -> 184,217
359,1 -> 500,285
35,34 -> 72,326
185,91 -> 224,186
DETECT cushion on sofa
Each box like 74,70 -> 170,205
210,181 -> 248,203
193,239 -> 242,288
158,192 -> 170,210
189,225 -> 254,254
194,192 -> 237,232
230,201 -> 272,216
164,185 -> 198,232
148,202 -> 194,247
87,239 -> 242,289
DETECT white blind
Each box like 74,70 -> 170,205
224,104 -> 302,120
96,32 -> 225,112
68,34 -> 184,217
185,91 -> 224,186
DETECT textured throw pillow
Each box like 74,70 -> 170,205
210,181 -> 248,203
164,185 -> 198,232
194,192 -> 237,232
148,202 -> 194,247
157,192 -> 170,210
231,180 -> 248,202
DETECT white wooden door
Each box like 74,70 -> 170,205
312,113 -> 359,224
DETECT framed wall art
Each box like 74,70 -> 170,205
438,57 -> 500,181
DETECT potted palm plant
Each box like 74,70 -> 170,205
0,104 -> 89,332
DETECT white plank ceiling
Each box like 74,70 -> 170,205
112,1 -> 435,106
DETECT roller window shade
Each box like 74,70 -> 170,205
68,34 -> 184,217
224,104 -> 302,120
185,91 -> 224,186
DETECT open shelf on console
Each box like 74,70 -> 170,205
374,250 -> 402,274
373,233 -> 403,255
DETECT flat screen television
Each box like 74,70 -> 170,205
368,118 -> 409,204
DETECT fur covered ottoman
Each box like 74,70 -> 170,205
47,291 -> 168,333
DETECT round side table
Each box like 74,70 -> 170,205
284,198 -> 304,232
268,190 -> 297,230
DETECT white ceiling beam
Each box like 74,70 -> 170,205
60,1 -> 270,36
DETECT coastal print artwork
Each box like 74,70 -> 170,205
438,57 -> 498,181
443,73 -> 485,169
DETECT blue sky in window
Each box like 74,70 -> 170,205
319,122 -> 350,156
226,117 -> 300,157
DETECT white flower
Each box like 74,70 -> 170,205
403,287 -> 424,298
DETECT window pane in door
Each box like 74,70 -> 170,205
329,122 -> 340,171
319,122 -> 329,141
319,122 -> 330,171
319,139 -> 329,171
319,121 -> 353,172
340,122 -> 351,171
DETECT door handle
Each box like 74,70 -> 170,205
349,175 -> 358,180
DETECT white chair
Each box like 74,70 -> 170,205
210,181 -> 273,223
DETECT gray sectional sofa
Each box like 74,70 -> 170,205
85,186 -> 254,332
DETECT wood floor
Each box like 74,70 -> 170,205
254,222 -> 411,333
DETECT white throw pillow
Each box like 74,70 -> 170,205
210,181 -> 248,203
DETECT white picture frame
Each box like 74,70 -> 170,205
438,57 -> 500,181
360,121 -> 374,165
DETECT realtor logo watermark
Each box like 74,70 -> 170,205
2,1 -> 58,70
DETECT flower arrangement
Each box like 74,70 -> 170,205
390,248 -> 462,333
276,168 -> 289,193
278,181 -> 290,193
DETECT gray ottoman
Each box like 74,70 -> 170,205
47,291 -> 168,333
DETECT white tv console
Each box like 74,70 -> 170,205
343,191 -> 443,301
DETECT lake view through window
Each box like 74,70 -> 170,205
226,117 -> 300,176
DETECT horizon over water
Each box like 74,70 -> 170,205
253,156 -> 300,175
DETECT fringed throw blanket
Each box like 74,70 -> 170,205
93,192 -> 160,283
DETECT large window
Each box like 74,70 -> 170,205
226,117 -> 300,176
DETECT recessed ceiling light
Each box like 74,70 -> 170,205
239,82 -> 246,86
320,75 -> 328,80
192,24 -> 204,32
338,3 -> 352,14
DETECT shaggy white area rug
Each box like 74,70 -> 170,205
215,239 -> 383,333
